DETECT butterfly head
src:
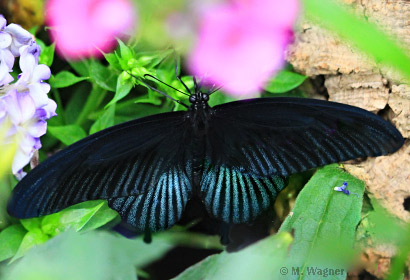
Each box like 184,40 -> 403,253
189,91 -> 209,109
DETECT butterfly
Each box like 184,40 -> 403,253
7,77 -> 404,236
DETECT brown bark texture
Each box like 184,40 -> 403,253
286,0 -> 410,278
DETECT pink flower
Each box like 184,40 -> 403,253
188,0 -> 299,96
46,0 -> 137,59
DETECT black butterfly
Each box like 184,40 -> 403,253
7,78 -> 404,235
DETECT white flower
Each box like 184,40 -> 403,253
16,45 -> 52,108
0,14 -> 57,178
3,23 -> 35,57
0,90 -> 48,173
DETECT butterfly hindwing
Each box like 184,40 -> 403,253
108,166 -> 191,232
8,111 -> 193,232
200,161 -> 286,224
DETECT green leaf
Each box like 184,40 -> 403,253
21,218 -> 43,234
3,229 -> 222,279
11,231 -> 50,262
0,174 -> 15,230
68,60 -> 90,77
104,52 -> 122,71
207,92 -> 236,107
64,83 -> 91,124
174,232 -> 293,280
357,200 -> 406,245
116,51 -> 128,70
279,165 -> 364,279
75,201 -> 119,232
265,70 -> 307,93
89,105 -> 116,134
302,0 -> 410,79
48,125 -> 87,146
50,71 -> 89,88
41,201 -> 118,236
89,60 -> 117,91
106,73 -> 134,107
137,50 -> 172,69
133,91 -> 162,106
0,224 -> 27,262
386,224 -> 410,280
37,40 -> 55,67
117,39 -> 134,62
3,230 -> 171,280
356,200 -> 410,280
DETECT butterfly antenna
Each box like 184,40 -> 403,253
193,76 -> 199,92
208,85 -> 222,95
127,72 -> 189,108
173,51 -> 192,95
144,74 -> 190,97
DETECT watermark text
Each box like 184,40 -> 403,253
279,266 -> 346,277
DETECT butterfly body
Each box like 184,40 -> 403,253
8,90 -> 404,234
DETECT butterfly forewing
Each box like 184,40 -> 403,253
205,98 -> 404,178
7,111 -> 193,232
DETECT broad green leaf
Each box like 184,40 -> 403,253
50,71 -> 89,88
174,232 -> 292,280
89,60 -> 117,91
303,0 -> 410,79
3,230 -> 173,280
41,201 -> 118,236
106,73 -> 134,107
279,165 -> 364,279
89,105 -> 116,134
3,229 -> 222,279
0,224 -> 27,262
265,70 -> 307,93
11,231 -> 50,262
48,125 -> 87,146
